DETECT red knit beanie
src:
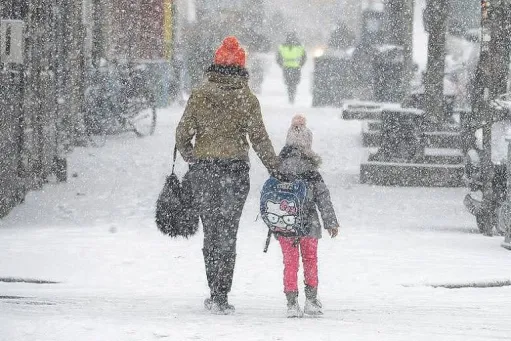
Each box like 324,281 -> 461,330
214,36 -> 246,67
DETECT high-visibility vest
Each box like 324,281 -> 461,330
279,45 -> 305,69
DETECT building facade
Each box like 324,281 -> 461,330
0,0 -> 174,218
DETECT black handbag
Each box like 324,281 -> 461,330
155,147 -> 199,238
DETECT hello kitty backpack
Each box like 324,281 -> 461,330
260,176 -> 310,237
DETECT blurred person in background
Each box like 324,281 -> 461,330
277,32 -> 307,104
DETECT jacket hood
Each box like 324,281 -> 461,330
278,145 -> 321,176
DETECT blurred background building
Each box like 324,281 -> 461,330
0,0 -> 487,217
0,0 -> 175,217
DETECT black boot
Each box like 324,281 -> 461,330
304,285 -> 322,315
211,251 -> 236,314
211,294 -> 235,315
285,291 -> 303,318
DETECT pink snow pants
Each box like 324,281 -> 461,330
278,236 -> 319,293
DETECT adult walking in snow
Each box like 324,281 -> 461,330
277,32 -> 307,104
176,36 -> 279,314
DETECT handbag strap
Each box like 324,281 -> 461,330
172,145 -> 178,175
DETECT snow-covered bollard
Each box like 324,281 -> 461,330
501,135 -> 511,250
503,229 -> 511,250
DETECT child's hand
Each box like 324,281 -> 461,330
328,228 -> 339,238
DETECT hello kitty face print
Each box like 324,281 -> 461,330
264,200 -> 298,233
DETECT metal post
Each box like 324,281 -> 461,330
130,0 -> 142,62
424,0 -> 448,126
402,0 -> 414,91
2,0 -> 29,203
91,0 -> 104,68
69,0 -> 86,145
501,0 -> 511,248
477,0 -> 497,236
24,0 -> 44,189
489,0 -> 511,97
503,136 -> 511,249
0,4 -> 3,65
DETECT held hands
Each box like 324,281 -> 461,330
328,227 -> 339,238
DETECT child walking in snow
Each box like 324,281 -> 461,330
276,114 -> 340,317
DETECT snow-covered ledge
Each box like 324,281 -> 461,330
502,135 -> 511,250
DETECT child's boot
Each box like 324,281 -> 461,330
285,291 -> 303,318
304,285 -> 323,316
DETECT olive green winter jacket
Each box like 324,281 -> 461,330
176,65 -> 278,172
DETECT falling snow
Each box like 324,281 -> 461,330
1,1 -> 511,340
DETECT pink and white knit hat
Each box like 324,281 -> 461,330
286,114 -> 313,151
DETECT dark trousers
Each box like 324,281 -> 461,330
190,160 -> 250,300
283,68 -> 301,104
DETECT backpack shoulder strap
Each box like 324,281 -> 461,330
171,146 -> 178,175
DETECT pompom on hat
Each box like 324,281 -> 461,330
214,36 -> 246,67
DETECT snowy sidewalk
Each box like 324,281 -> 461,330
1,59 -> 511,341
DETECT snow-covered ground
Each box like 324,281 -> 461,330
1,58 -> 510,341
